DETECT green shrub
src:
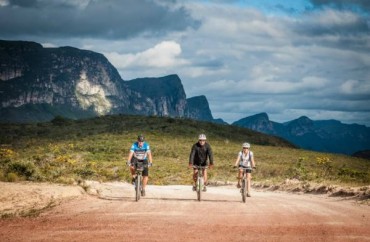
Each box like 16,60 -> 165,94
338,167 -> 368,182
0,171 -> 5,181
6,172 -> 19,182
7,160 -> 37,179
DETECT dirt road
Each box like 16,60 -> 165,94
0,182 -> 369,241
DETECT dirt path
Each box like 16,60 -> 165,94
0,182 -> 369,241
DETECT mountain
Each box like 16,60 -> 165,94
185,95 -> 213,121
0,40 -> 216,123
233,113 -> 370,155
0,40 -> 129,122
125,75 -> 186,117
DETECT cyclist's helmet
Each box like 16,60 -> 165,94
242,142 -> 250,148
137,135 -> 145,142
198,134 -> 207,140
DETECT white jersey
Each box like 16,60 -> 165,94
238,150 -> 253,167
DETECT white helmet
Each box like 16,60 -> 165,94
198,134 -> 207,140
242,142 -> 250,148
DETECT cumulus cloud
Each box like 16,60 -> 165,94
104,41 -> 189,70
340,79 -> 370,96
0,0 -> 8,7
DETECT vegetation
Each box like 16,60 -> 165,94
0,115 -> 369,187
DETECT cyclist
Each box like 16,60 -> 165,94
234,142 -> 256,197
188,134 -> 214,191
127,134 -> 153,196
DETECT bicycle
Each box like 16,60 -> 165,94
237,166 -> 253,203
128,161 -> 151,201
192,165 -> 208,201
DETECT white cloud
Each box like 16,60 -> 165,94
340,79 -> 370,95
41,42 -> 58,48
0,0 -> 8,7
104,41 -> 189,70
314,9 -> 360,26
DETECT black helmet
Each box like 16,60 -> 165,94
137,135 -> 145,142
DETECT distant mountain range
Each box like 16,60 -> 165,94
232,112 -> 370,156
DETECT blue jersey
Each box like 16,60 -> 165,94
130,142 -> 150,160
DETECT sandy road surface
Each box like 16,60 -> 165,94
0,182 -> 369,241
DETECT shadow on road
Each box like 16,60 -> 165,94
97,195 -> 241,203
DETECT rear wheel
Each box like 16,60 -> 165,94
135,175 -> 141,201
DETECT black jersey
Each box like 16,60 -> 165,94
189,142 -> 214,166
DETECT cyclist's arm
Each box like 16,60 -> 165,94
147,151 -> 153,164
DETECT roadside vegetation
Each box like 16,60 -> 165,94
0,115 -> 369,189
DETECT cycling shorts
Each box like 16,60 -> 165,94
192,161 -> 208,167
238,165 -> 252,173
131,157 -> 149,176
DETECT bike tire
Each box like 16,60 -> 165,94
242,178 -> 246,203
135,175 -> 141,201
197,177 -> 202,201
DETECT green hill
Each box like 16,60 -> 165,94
0,115 -> 369,187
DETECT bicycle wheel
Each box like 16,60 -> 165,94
242,178 -> 246,203
197,177 -> 202,201
135,175 -> 141,201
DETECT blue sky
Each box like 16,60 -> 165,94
1,0 -> 370,126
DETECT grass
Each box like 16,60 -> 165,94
0,114 -> 369,188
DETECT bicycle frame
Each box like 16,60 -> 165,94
239,167 -> 252,203
193,165 -> 208,201
133,162 -> 149,202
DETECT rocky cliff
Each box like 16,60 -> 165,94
125,75 -> 186,117
0,40 -> 215,122
185,95 -> 213,121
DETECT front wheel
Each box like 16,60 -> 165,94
197,177 -> 203,201
135,175 -> 141,201
241,179 -> 246,203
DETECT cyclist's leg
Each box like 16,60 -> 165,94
203,169 -> 207,185
130,157 -> 138,183
192,164 -> 199,183
130,166 -> 135,176
246,170 -> 252,195
237,168 -> 243,187
192,164 -> 199,190
141,161 -> 149,189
